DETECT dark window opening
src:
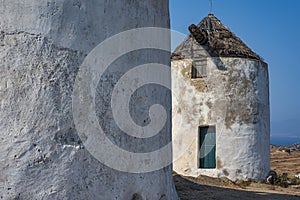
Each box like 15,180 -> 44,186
198,125 -> 216,169
191,59 -> 207,78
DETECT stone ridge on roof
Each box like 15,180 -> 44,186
172,14 -> 262,61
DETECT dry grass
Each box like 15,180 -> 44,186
270,146 -> 300,177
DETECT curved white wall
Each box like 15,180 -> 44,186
172,57 -> 270,181
0,1 -> 178,199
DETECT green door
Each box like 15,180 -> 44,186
199,126 -> 216,168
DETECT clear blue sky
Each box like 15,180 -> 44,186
170,0 -> 300,144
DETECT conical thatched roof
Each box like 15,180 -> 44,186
172,14 -> 261,61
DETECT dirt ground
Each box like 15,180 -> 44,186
174,146 -> 300,200
270,145 -> 300,177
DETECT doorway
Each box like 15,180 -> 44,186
198,126 -> 216,169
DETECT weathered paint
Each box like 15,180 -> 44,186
0,1 -> 178,199
172,57 -> 270,181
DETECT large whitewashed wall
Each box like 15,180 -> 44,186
0,1 -> 178,199
172,57 -> 270,181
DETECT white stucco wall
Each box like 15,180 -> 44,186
172,57 -> 270,181
0,1 -> 178,199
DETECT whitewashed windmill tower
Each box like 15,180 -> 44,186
0,1 -> 178,199
171,10 -> 270,180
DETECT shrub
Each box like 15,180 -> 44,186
290,177 -> 300,185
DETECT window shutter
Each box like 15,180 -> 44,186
192,59 -> 207,78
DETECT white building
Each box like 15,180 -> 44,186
172,14 -> 270,181
0,1 -> 177,199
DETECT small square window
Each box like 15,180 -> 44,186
191,59 -> 207,79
